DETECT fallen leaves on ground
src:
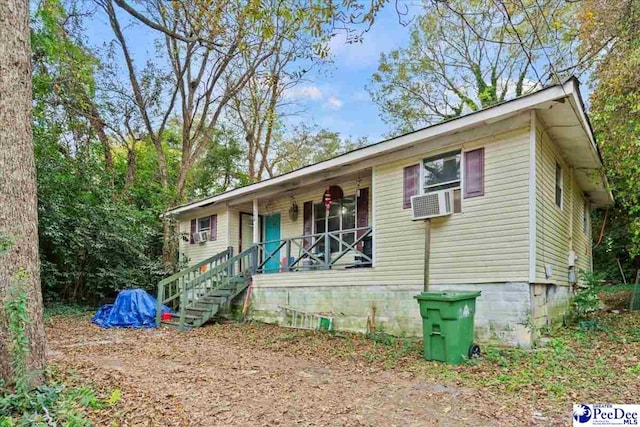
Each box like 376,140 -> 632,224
45,306 -> 640,426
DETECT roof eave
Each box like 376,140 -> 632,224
165,79 -> 605,216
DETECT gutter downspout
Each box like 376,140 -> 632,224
568,168 -> 577,286
424,219 -> 431,292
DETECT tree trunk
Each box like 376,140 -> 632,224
87,101 -> 114,171
161,219 -> 178,274
121,144 -> 137,195
256,73 -> 279,180
0,0 -> 47,387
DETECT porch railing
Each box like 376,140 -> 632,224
254,226 -> 372,273
157,246 -> 234,311
155,246 -> 260,327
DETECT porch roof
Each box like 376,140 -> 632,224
165,77 -> 612,217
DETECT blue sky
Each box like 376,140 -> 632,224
83,3 -> 418,144
81,3 -> 594,146
283,5 -> 417,142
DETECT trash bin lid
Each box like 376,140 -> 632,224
414,291 -> 481,302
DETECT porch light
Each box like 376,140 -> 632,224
289,199 -> 299,221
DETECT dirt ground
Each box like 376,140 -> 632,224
46,316 -> 551,426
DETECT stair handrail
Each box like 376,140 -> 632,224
182,245 -> 258,293
156,246 -> 233,325
158,246 -> 233,287
156,245 -> 258,327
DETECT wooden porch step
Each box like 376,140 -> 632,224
208,290 -> 233,297
161,320 -> 196,329
198,296 -> 224,304
194,302 -> 222,311
186,307 -> 211,313
169,312 -> 200,321
186,307 -> 218,317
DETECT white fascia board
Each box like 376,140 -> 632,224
165,84 -> 572,216
563,80 -> 614,205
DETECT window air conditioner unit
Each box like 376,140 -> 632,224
193,231 -> 208,243
410,189 -> 454,220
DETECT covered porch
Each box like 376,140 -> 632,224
226,170 -> 374,274
253,225 -> 373,273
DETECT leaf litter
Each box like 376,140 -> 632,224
45,308 -> 640,426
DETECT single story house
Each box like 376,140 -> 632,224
161,77 -> 612,347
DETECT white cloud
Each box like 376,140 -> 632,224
323,96 -> 343,110
285,85 -> 323,100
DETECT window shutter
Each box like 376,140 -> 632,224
190,219 -> 196,244
464,148 -> 484,198
403,164 -> 420,209
303,201 -> 313,249
356,188 -> 369,250
356,188 -> 369,228
209,214 -> 217,241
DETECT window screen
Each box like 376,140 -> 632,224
197,216 -> 211,232
423,151 -> 461,192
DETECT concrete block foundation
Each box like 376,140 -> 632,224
247,281 -> 573,347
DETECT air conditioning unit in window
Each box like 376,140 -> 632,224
193,231 -> 208,243
410,189 -> 454,220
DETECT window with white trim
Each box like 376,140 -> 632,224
197,216 -> 211,233
314,196 -> 356,253
423,151 -> 461,191
422,150 -> 462,213
555,162 -> 563,209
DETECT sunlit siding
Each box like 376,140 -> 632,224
177,204 -> 229,265
572,175 -> 592,277
265,176 -> 371,239
534,123 -> 592,285
375,127 -> 531,284
227,203 -> 250,255
254,123 -> 532,288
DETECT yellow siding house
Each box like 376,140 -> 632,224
164,78 -> 612,347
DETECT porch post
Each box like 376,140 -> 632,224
252,198 -> 259,244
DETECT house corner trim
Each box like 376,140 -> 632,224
528,111 -> 537,283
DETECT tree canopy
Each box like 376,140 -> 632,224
28,0 -> 370,302
368,0 -> 587,135
17,0 -> 640,305
583,0 -> 640,273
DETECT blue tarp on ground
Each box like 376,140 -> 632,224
92,289 -> 173,328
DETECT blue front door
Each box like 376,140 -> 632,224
263,213 -> 281,273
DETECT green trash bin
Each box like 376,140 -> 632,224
414,291 -> 481,365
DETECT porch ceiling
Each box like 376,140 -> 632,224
227,169 -> 372,206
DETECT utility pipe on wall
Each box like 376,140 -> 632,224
423,219 -> 431,293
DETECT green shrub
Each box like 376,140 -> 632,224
565,270 -> 603,326
1,272 -> 118,425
